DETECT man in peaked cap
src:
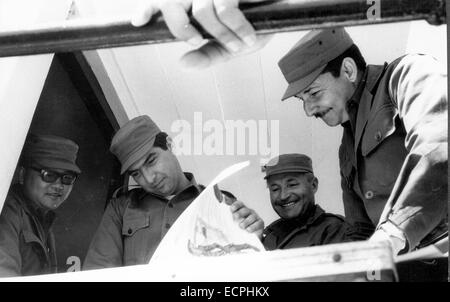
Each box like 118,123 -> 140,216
261,154 -> 360,250
0,134 -> 81,277
276,27 -> 447,259
83,115 -> 264,269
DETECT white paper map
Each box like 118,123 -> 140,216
149,161 -> 265,266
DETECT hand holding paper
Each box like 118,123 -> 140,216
149,161 -> 265,267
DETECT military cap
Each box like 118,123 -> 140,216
278,27 -> 354,100
110,115 -> 161,174
263,153 -> 313,180
21,134 -> 81,174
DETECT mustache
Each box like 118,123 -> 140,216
313,111 -> 326,118
313,108 -> 332,118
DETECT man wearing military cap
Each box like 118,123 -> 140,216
261,154 -> 359,250
0,134 -> 81,277
277,27 -> 447,256
83,115 -> 263,269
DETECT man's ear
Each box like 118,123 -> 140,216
312,176 -> 319,194
166,136 -> 173,151
18,167 -> 25,185
341,57 -> 358,83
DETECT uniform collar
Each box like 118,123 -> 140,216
137,172 -> 201,202
344,64 -> 386,128
354,65 -> 387,150
344,67 -> 368,133
348,68 -> 368,107
304,204 -> 325,226
171,172 -> 201,203
366,63 -> 388,93
350,64 -> 387,104
263,204 -> 328,249
288,204 -> 326,230
342,64 -> 387,155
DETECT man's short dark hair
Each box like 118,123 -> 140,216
153,132 -> 169,150
321,44 -> 366,77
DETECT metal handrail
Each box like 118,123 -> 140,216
0,0 -> 445,57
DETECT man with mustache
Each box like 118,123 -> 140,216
83,115 -> 263,269
261,153 -> 358,250
275,28 -> 447,256
0,134 -> 81,277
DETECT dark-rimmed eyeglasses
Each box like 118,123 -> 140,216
30,167 -> 78,185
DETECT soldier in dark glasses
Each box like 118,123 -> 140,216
0,134 -> 81,277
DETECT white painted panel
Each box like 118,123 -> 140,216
347,22 -> 411,64
74,0 -> 139,19
405,21 -> 447,65
82,50 -> 130,126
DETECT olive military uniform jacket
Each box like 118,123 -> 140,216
340,54 -> 447,251
261,204 -> 359,250
83,173 -> 201,270
0,185 -> 57,277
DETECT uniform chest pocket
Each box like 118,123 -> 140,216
22,230 -> 48,257
122,216 -> 150,237
23,230 -> 42,244
361,105 -> 398,157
